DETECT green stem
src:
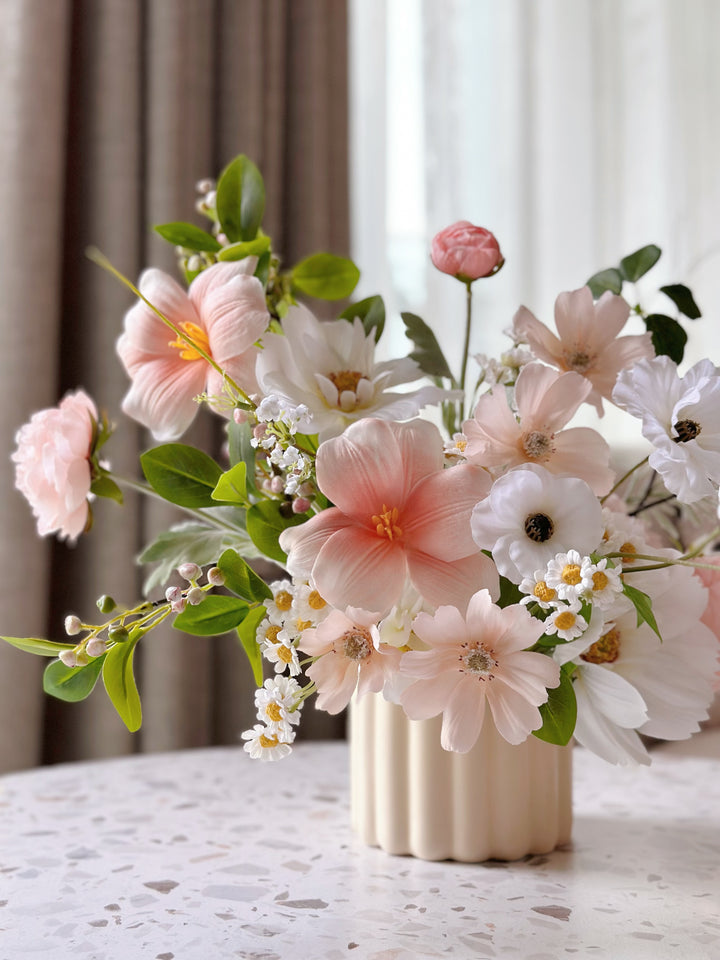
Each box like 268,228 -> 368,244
112,473 -> 241,533
600,455 -> 649,504
458,280 -> 474,422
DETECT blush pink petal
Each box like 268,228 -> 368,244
312,527 -> 406,612
464,390 -> 519,464
408,551 -> 500,610
411,605 -> 470,650
202,274 -> 269,364
307,655 -> 360,714
400,646 -> 465,679
400,672 -> 464,720
550,428 -> 615,494
387,418 -> 445,485
280,509 -> 356,580
206,349 -> 261,407
513,306 -> 563,367
486,681 -> 543,744
403,464 -> 492,559
496,652 -> 559,701
186,258 -> 257,308
521,368 -> 591,431
121,269 -> 199,357
440,679 -> 488,753
590,290 -> 633,347
594,334 -> 655,398
120,356 -> 206,440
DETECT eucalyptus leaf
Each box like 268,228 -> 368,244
659,283 -> 701,320
622,582 -> 662,640
217,548 -> 272,603
43,656 -> 105,703
246,500 -> 305,563
2,636 -> 77,657
216,155 -> 265,243
141,443 -> 223,508
586,268 -> 624,299
339,295 -> 386,343
236,605 -> 266,687
173,595 -> 250,636
102,635 -> 142,732
401,312 -> 454,381
619,244 -> 662,282
292,253 -> 360,300
532,668 -> 577,746
154,221 -> 222,253
644,313 -> 688,364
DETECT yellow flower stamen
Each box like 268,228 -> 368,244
264,624 -> 282,644
308,590 -> 326,610
372,505 -> 403,541
533,581 -> 557,603
455,438 -> 468,452
561,563 -> 582,586
554,611 -> 577,631
168,321 -> 211,362
582,628 -> 621,664
329,370 -> 364,394
277,645 -> 294,664
259,733 -> 279,748
620,542 -> 637,563
266,702 -> 283,722
592,570 -> 609,592
274,590 -> 293,612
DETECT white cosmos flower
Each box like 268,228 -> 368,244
256,304 -> 457,441
613,356 -> 720,503
471,464 -> 603,582
572,663 -> 651,765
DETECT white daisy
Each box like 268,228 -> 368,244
544,550 -> 595,602
291,581 -> 331,628
264,579 -> 296,625
543,601 -> 588,641
241,724 -> 293,761
262,636 -> 301,676
519,571 -> 559,609
584,557 -> 624,610
613,356 -> 720,503
256,304 -> 457,441
255,676 -> 303,738
471,464 -> 603,582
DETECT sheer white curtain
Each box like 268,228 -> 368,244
349,0 -> 720,450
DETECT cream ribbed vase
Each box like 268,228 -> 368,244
350,694 -> 572,862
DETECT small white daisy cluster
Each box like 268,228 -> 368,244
241,675 -> 304,761
520,548 -> 623,642
474,345 -> 533,388
250,396 -> 315,505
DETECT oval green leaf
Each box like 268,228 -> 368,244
236,605 -> 266,687
246,501 -> 305,563
644,313 -> 688,364
211,462 -> 248,506
173,595 -> 250,636
43,656 -> 106,703
2,636 -> 78,657
659,283 -> 701,320
340,295 -> 385,343
218,236 -> 271,261
216,155 -> 265,243
586,268 -> 623,299
619,244 -> 662,282
102,636 -> 142,732
141,444 -> 223,508
217,548 -> 272,603
402,311 -> 454,381
292,253 -> 360,300
154,221 -> 222,253
532,668 -> 577,746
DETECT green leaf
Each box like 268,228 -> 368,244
586,268 -> 624,299
102,635 -> 142,732
173,595 -> 250,636
246,500 -> 305,563
291,253 -> 360,300
226,419 -> 260,497
138,520 -> 260,595
340,295 -> 386,343
141,443 -> 223,508
497,576 -> 524,608
236,605 -> 266,687
154,221 -> 222,253
660,283 -> 701,320
43,655 -> 105,703
255,250 -> 271,286
401,312 -> 454,380
211,462 -> 248,506
619,244 -> 662,282
644,313 -> 688,364
532,668 -> 577,746
1,636 -> 77,657
216,154 -> 265,243
622,582 -> 662,640
217,548 -> 272,603
217,236 -> 271,261
90,474 -> 124,504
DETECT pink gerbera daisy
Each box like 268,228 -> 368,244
512,286 -> 654,415
463,362 -> 615,494
117,261 -> 269,440
399,589 -> 560,752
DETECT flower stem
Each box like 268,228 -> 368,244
600,455 -> 649,503
458,280 -> 474,422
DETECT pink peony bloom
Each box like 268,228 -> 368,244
12,390 -> 98,541
399,589 -> 560,752
431,221 -> 504,281
512,286 -> 654,415
694,556 -> 720,691
116,261 -> 269,440
279,418 -> 499,615
299,607 -> 402,714
463,362 -> 615,495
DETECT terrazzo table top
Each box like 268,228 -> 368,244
0,733 -> 718,960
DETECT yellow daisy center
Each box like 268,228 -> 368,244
554,611 -> 577,631
264,624 -> 282,644
592,570 -> 609,592
266,702 -> 283,723
277,645 -> 294,664
274,590 -> 293,612
533,581 -> 557,603
168,321 -> 211,362
619,542 -> 637,562
561,563 -> 582,585
581,627 -> 621,664
308,590 -> 326,610
372,505 -> 403,541
259,733 -> 279,748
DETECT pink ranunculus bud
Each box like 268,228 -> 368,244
12,390 -> 98,542
431,221 -> 504,282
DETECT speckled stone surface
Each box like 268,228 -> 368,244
0,734 -> 718,960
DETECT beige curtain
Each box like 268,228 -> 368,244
0,0 -> 349,773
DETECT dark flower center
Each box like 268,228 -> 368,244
524,512 -> 554,542
341,628 -> 373,661
673,418 -> 701,443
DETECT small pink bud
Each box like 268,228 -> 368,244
292,497 -> 311,514
171,598 -> 187,615
86,638 -> 108,658
59,649 -> 78,668
207,567 -> 225,587
165,585 -> 183,604
178,562 -> 201,582
270,476 -> 284,494
233,408 -> 249,424
253,423 -> 266,440
186,587 -> 205,606
64,615 -> 82,636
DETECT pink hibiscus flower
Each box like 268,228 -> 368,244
116,261 -> 269,440
512,286 -> 654,415
463,362 -> 615,494
279,418 -> 498,615
399,589 -> 560,752
299,607 -> 402,714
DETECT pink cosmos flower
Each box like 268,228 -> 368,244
12,390 -> 97,541
463,363 -> 615,495
299,607 -> 402,714
279,418 -> 499,615
116,261 -> 269,440
399,589 -> 560,752
512,287 -> 654,415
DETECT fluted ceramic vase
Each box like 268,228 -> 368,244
350,694 -> 572,862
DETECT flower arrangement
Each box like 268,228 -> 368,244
5,154 -> 720,766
